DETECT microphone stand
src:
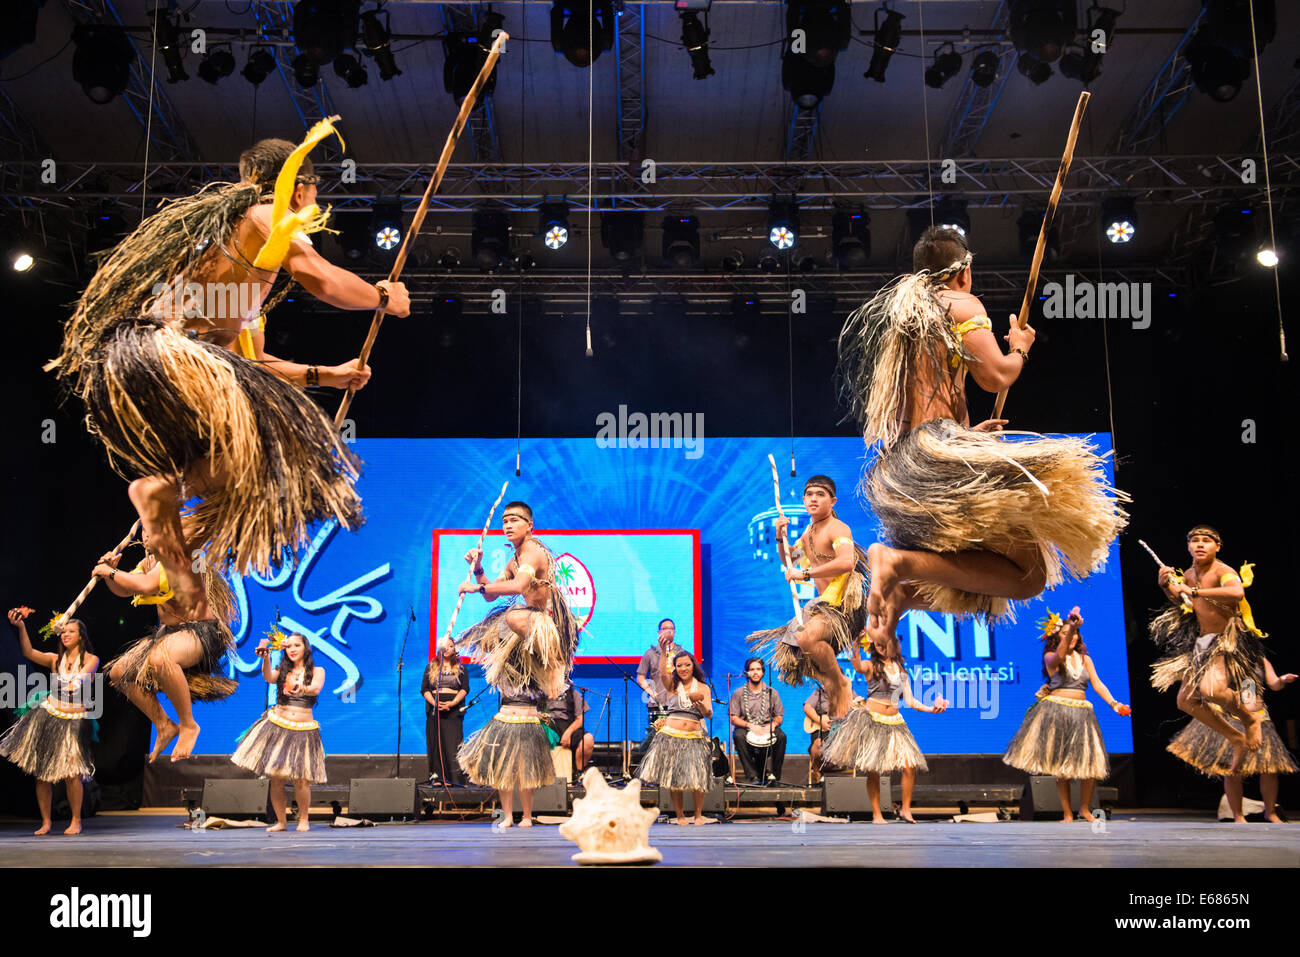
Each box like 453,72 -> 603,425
395,605 -> 414,779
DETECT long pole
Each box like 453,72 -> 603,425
768,454 -> 804,625
443,481 -> 510,643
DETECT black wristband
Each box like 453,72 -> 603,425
375,282 -> 389,310
305,365 -> 320,387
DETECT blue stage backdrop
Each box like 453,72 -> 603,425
196,436 -> 1132,756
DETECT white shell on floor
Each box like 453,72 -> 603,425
559,767 -> 662,864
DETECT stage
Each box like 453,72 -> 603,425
2,811 -> 1296,868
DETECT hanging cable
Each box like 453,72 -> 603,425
141,8 -> 161,220
1247,0 -> 1287,361
918,0 -> 935,227
584,0 -> 594,358
1085,110 -> 1120,461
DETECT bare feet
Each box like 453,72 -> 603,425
1241,709 -> 1263,750
34,822 -> 51,836
1232,815 -> 1248,823
518,817 -> 533,828
899,810 -> 917,823
1228,739 -> 1247,776
150,719 -> 179,763
1061,812 -> 1075,823
1266,812 -> 1285,823
267,822 -> 287,832
296,820 -> 310,832
866,543 -> 904,643
673,818 -> 691,826
871,815 -> 889,825
495,817 -> 513,829
1079,809 -> 1096,823
171,720 -> 200,761
693,816 -> 707,825
64,821 -> 82,836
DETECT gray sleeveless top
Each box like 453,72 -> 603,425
867,661 -> 905,701
1045,652 -> 1088,692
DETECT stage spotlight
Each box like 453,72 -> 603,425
334,52 -> 367,87
768,199 -> 799,251
439,247 -> 461,268
1257,248 -> 1278,268
1067,4 -> 1120,85
472,210 -> 511,270
601,211 -> 644,262
293,53 -> 321,88
444,31 -> 497,108
787,1 -> 850,70
335,211 -> 370,261
72,24 -> 135,104
1187,0 -> 1274,104
197,46 -> 235,84
833,205 -> 870,269
151,8 -> 188,84
1009,0 -> 1075,64
242,48 -> 276,86
1213,207 -> 1256,262
1016,53 -> 1052,85
294,0 -> 361,66
782,51 -> 833,109
514,252 -> 536,272
86,208 -> 127,257
934,195 -> 970,238
798,256 -> 819,273
721,249 -> 744,272
970,50 -> 999,87
679,11 -> 714,80
361,7 -> 402,80
1016,206 -> 1059,263
924,44 -> 962,89
863,5 -> 905,83
372,201 -> 404,253
11,251 -> 34,272
662,215 -> 701,269
1101,197 -> 1137,245
539,201 -> 570,250
550,1 -> 615,68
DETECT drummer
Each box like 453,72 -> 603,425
635,619 -> 682,753
729,658 -> 787,785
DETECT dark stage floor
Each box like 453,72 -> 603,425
2,811 -> 1298,867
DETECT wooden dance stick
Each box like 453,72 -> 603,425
1136,539 -> 1167,569
443,481 -> 510,644
768,454 -> 804,626
49,520 -> 141,633
992,90 -> 1090,420
334,31 -> 510,429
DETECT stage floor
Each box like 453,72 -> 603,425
2,811 -> 1297,867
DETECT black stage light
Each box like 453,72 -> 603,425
601,211 -> 645,263
798,255 -> 818,273
293,53 -> 320,87
662,215 -> 701,269
1186,0 -> 1274,104
372,201 -> 404,253
197,46 -> 235,84
0,0 -> 41,60
768,198 -> 799,250
1009,0 -> 1075,64
439,247 -> 461,268
472,210 -> 511,270
1213,206 -> 1256,262
756,254 -> 779,273
863,6 -> 904,83
680,11 -> 714,80
444,32 -> 496,107
336,211 -> 371,261
551,1 -> 615,68
361,7 -> 402,81
1016,53 -> 1052,85
970,50 -> 999,87
151,8 -> 188,84
333,52 -> 367,87
782,50 -> 833,109
1101,196 -> 1137,245
721,249 -> 744,272
924,44 -> 962,88
833,205 -> 870,269
242,48 -> 276,86
539,201 -> 570,251
294,0 -> 360,65
72,24 -> 135,104
934,195 -> 970,238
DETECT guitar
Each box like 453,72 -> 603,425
804,713 -> 832,734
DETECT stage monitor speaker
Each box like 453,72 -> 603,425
512,778 -> 567,814
822,774 -> 891,816
202,779 -> 268,818
349,778 -> 418,819
1020,776 -> 1114,820
656,776 -> 725,814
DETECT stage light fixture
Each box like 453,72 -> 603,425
1101,197 -> 1137,245
293,53 -> 321,88
833,206 -> 870,269
197,46 -> 235,84
924,44 -> 962,89
863,5 -> 904,83
336,211 -> 370,261
242,48 -> 276,86
11,251 -> 34,272
679,11 -> 714,80
539,201 -> 570,251
439,247 -> 461,268
768,199 -> 799,250
1187,0 -> 1275,104
1066,4 -> 1120,85
1009,0 -> 1075,64
362,7 -> 402,81
600,211 -> 645,263
334,52 -> 368,87
151,8 -> 188,84
472,210 -> 511,270
721,249 -> 744,272
1213,206 -> 1256,262
757,254 -> 779,273
372,201 -> 404,252
970,50 -> 999,87
294,0 -> 361,66
662,215 -> 701,269
551,1 -> 615,69
1016,53 -> 1052,85
1,0 -> 41,60
72,24 -> 135,104
444,31 -> 497,108
782,50 -> 833,109
1256,248 -> 1278,268
934,195 -> 970,238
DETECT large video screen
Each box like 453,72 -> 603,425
196,436 -> 1131,756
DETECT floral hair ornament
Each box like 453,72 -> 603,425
1036,608 -> 1063,638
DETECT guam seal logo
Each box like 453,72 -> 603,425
555,553 -> 595,629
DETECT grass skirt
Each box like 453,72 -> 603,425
107,619 -> 237,702
230,711 -> 327,783
1149,612 -> 1265,696
1002,694 -> 1109,779
821,706 -> 928,773
745,568 -> 866,686
864,419 -> 1128,621
80,319 -> 362,576
1167,709 -> 1298,777
458,599 -> 578,697
457,714 -> 555,791
0,700 -> 95,782
637,727 -> 712,792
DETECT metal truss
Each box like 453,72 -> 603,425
784,105 -> 819,162
615,1 -> 647,163
253,2 -> 345,162
1107,9 -> 1204,155
61,0 -> 202,161
7,155 -> 1292,214
939,1 -> 1016,159
0,88 -> 50,207
441,4 -> 502,163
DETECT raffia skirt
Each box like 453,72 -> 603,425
863,419 -> 1129,621
107,619 -> 238,702
0,699 -> 95,782
230,710 -> 327,783
1167,706 -> 1298,777
746,567 -> 867,686
637,726 -> 712,792
79,320 -> 362,576
458,601 -> 578,697
1002,693 -> 1109,780
458,713 -> 556,791
1149,609 -> 1265,697
821,706 -> 928,773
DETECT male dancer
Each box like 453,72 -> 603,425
1152,525 -> 1267,774
746,475 -> 866,719
459,501 -> 579,698
837,226 -> 1127,643
48,123 -> 411,609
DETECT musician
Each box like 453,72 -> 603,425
728,658 -> 786,785
635,618 -> 682,754
545,679 -> 594,778
803,686 -> 834,785
422,639 -> 469,785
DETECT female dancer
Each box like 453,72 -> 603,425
1,609 -> 98,835
1167,656 -> 1296,822
423,638 -> 469,785
1003,607 -> 1130,823
458,683 -> 554,828
230,633 -> 326,832
637,651 -> 714,825
823,632 -> 946,823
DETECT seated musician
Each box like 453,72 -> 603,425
803,686 -> 836,784
729,658 -> 787,785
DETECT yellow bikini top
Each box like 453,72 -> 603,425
129,562 -> 173,607
948,316 -> 992,369
798,533 -> 855,606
